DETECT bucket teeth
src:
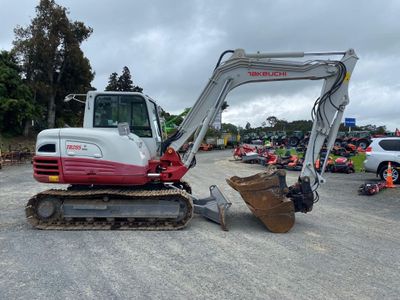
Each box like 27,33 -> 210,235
227,170 -> 295,233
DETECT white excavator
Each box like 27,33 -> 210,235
27,48 -> 358,233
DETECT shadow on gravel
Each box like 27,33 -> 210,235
223,210 -> 319,234
225,211 -> 267,232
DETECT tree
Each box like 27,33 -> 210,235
105,66 -> 143,92
375,125 -> 386,135
105,72 -> 119,91
266,116 -> 278,127
245,122 -> 251,130
163,108 -> 190,128
222,123 -> 238,134
275,119 -> 288,131
13,0 -> 94,128
221,101 -> 229,111
0,51 -> 35,135
118,66 -> 134,91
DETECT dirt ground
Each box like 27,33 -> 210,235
0,150 -> 399,299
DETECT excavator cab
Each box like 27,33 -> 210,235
87,92 -> 162,158
30,91 -> 231,230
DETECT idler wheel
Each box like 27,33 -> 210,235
36,197 -> 61,220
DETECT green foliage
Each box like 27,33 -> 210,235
350,153 -> 366,172
12,0 -> 94,128
338,123 -> 386,135
266,116 -> 278,127
118,66 -> 134,91
244,117 -> 313,135
276,147 -> 365,173
275,148 -> 298,157
374,126 -> 387,135
164,108 -> 189,126
165,115 -> 184,127
242,113 -> 393,139
221,123 -> 238,134
159,107 -> 170,120
0,51 -> 36,135
0,98 -> 35,135
161,108 -> 190,134
288,120 -> 313,132
105,66 -> 143,92
221,101 -> 229,111
0,51 -> 31,99
105,72 -> 119,91
205,127 -> 220,138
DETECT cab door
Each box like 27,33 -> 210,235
146,98 -> 163,158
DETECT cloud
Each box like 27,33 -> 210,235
0,0 -> 399,130
222,86 -> 320,127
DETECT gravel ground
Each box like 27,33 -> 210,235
0,150 -> 399,300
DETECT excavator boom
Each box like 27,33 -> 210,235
163,48 -> 358,232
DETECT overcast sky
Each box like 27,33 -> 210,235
1,0 -> 399,130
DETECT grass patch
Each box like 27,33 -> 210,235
348,153 -> 366,172
273,147 -> 366,173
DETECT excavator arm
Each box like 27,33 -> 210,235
162,48 -> 358,231
165,49 -> 357,169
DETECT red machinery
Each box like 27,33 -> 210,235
329,157 -> 355,173
233,144 -> 256,160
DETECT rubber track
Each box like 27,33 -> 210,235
25,188 -> 193,230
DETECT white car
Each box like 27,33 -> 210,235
363,137 -> 400,183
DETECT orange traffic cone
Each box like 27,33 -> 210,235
386,162 -> 395,188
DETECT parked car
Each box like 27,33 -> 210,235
363,137 -> 400,183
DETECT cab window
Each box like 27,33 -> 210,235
94,95 -> 152,137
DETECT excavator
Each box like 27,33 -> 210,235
26,48 -> 358,233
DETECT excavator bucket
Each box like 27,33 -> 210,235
226,169 -> 295,233
193,185 -> 232,231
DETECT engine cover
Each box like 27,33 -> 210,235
33,128 -> 152,185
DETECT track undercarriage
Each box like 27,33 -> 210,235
26,184 -> 194,230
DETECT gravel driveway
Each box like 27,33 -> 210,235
1,150 -> 399,299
